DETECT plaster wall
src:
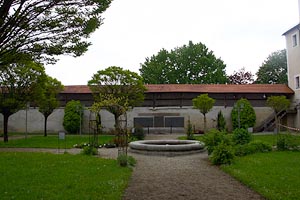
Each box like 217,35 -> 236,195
0,106 -> 274,134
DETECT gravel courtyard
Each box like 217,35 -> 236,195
122,134 -> 264,200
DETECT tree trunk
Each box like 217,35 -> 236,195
203,114 -> 207,133
3,114 -> 9,142
44,115 -> 49,137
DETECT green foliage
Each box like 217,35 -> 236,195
132,126 -> 145,140
266,96 -> 290,113
0,152 -> 131,200
255,49 -> 287,84
231,98 -> 256,129
234,141 -> 272,156
140,41 -> 228,84
202,129 -> 230,155
186,119 -> 194,140
276,134 -> 299,151
217,110 -> 226,131
222,152 -> 300,200
63,100 -> 83,133
193,94 -> 215,132
36,76 -> 64,136
210,142 -> 235,165
0,60 -> 46,142
81,146 -> 98,155
117,154 -> 136,167
0,0 -> 112,65
232,128 -> 252,145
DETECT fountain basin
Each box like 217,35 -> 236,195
129,140 -> 205,156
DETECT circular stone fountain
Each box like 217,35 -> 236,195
129,140 -> 205,156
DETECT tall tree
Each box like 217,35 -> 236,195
0,0 -> 112,66
88,66 -> 146,129
37,76 -> 63,137
255,49 -> 288,84
140,41 -> 228,84
228,67 -> 254,84
192,94 -> 215,133
266,96 -> 290,134
0,60 -> 45,142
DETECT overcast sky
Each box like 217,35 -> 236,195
45,0 -> 299,85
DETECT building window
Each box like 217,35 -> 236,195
292,34 -> 298,47
296,76 -> 300,89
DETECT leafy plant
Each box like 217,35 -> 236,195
276,134 -> 298,151
186,119 -> 194,140
63,100 -> 83,133
234,141 -> 272,156
232,128 -> 252,145
132,126 -> 145,140
210,142 -> 235,165
231,98 -> 256,129
217,110 -> 226,131
202,129 -> 230,155
117,154 -> 136,167
81,146 -> 98,155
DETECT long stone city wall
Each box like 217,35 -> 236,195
0,106 -> 274,134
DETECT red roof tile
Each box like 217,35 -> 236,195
61,84 -> 294,94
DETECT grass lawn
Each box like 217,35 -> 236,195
0,152 -> 131,200
222,151 -> 300,200
0,135 -> 115,149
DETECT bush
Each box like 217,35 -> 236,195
217,110 -> 226,131
276,134 -> 298,151
202,129 -> 230,155
132,126 -> 145,140
117,154 -> 136,167
232,128 -> 252,145
210,142 -> 235,165
231,98 -> 256,129
234,141 -> 272,156
81,146 -> 98,155
63,100 -> 83,133
186,119 -> 194,140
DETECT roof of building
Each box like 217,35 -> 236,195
282,23 -> 300,35
61,84 -> 294,94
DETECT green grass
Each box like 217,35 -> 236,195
0,152 -> 131,200
0,135 -> 115,149
222,151 -> 300,200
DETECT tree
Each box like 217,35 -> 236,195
266,96 -> 290,133
0,0 -> 112,66
255,49 -> 287,84
88,66 -> 146,129
63,100 -> 83,134
140,41 -> 228,84
37,76 -> 63,137
192,94 -> 215,133
217,110 -> 226,131
228,67 -> 254,84
231,98 -> 256,130
0,60 -> 45,142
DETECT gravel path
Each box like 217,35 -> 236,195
122,134 -> 264,200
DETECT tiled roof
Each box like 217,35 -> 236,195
61,84 -> 294,94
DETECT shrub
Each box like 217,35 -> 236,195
210,142 -> 235,165
186,119 -> 194,140
63,100 -> 83,133
81,146 -> 98,155
231,98 -> 256,129
202,129 -> 230,155
217,110 -> 226,131
132,126 -> 145,140
232,128 -> 252,145
117,154 -> 136,167
276,134 -> 298,151
234,141 -> 272,156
